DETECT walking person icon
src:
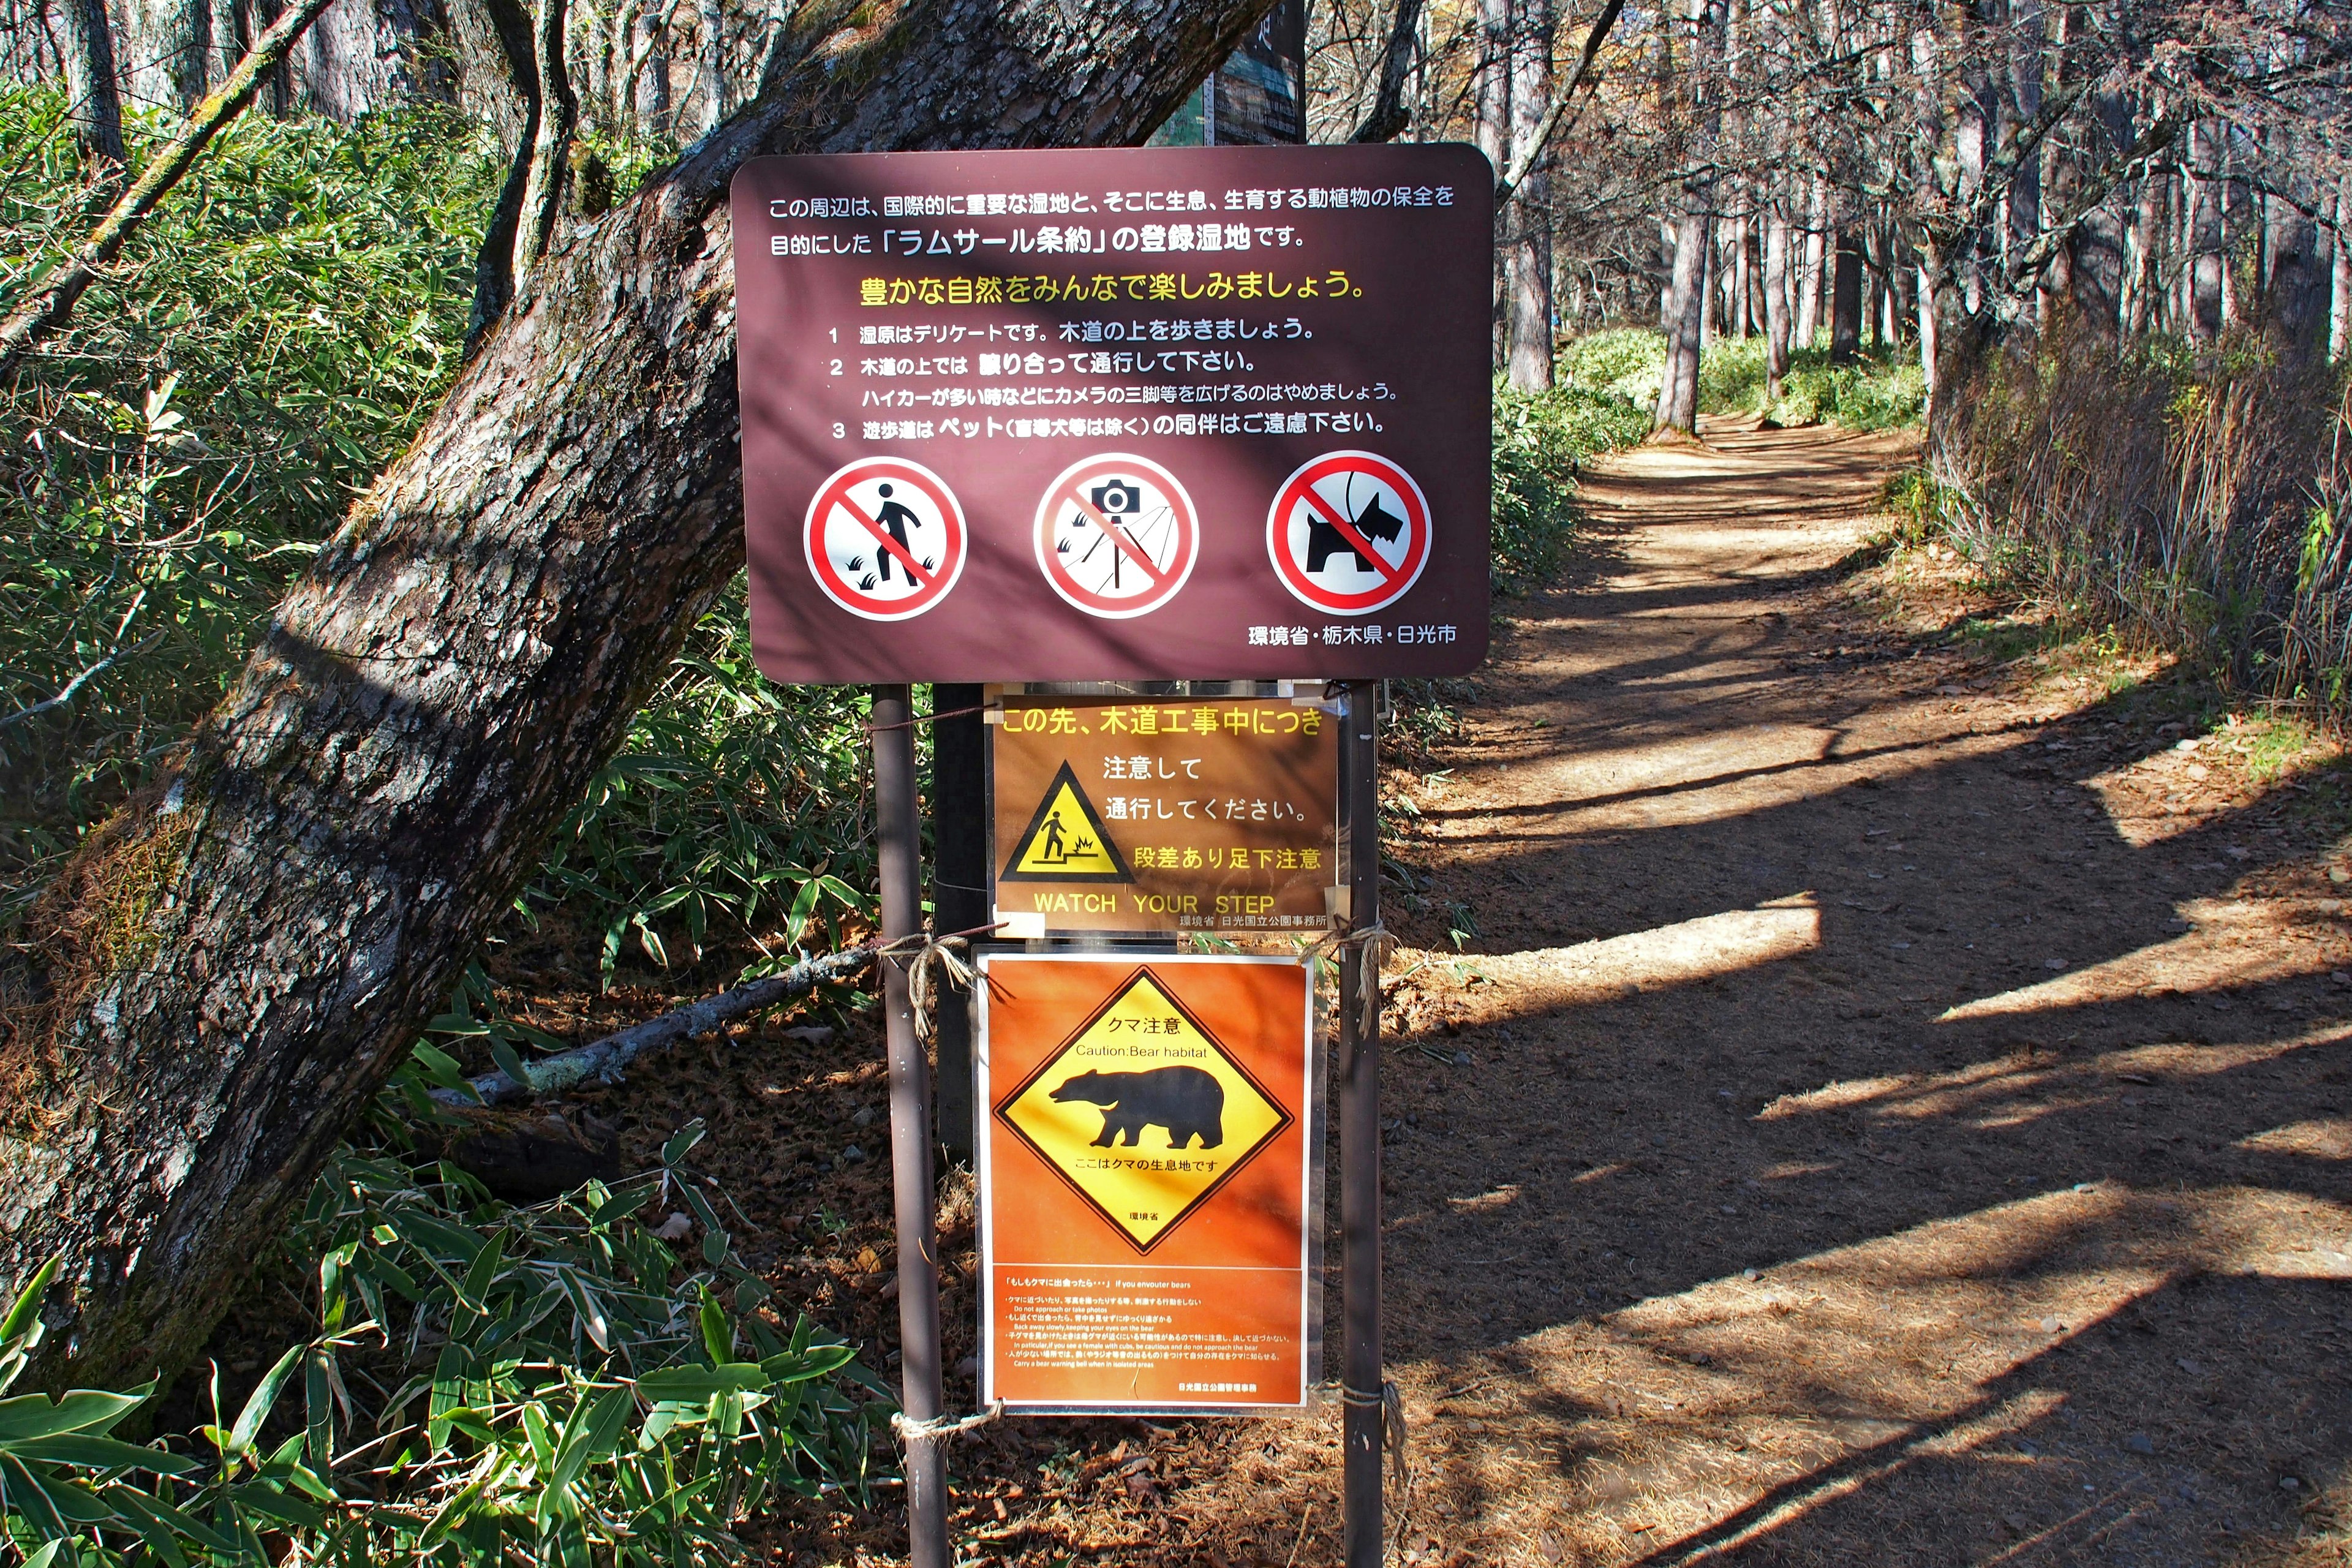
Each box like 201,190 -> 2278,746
871,483 -> 923,584
1041,809 -> 1068,864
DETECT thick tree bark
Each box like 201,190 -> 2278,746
292,0 -> 453,119
56,0 -> 126,173
0,0 -> 1279,1392
1828,227 -> 1863,363
1763,203 -> 1790,400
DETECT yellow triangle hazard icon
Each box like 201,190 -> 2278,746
1000,761 -> 1130,883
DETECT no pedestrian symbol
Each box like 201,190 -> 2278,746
1266,450 -> 1430,616
803,458 -> 967,621
994,968 -> 1293,1252
1034,454 -> 1198,619
1000,763 -> 1130,883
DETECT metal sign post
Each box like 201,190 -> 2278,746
872,684 -> 949,1568
1338,680 -> 1384,1568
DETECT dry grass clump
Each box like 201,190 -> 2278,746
1929,320 -> 2352,718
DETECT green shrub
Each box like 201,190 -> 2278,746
0,1122 -> 885,1567
1556,326 -> 1666,407
1490,380 -> 1648,594
0,88 -> 503,911
1555,325 -> 1926,432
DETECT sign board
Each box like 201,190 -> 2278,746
990,692 -> 1338,937
734,144 -> 1493,683
978,954 -> 1316,1412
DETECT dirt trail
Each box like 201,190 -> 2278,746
1199,417 -> 2352,1568
728,417 -> 2352,1566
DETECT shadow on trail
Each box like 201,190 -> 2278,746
1351,420 -> 2352,1567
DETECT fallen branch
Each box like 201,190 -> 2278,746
434,945 -> 875,1106
0,0 -> 342,382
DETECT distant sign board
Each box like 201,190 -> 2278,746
989,691 -> 1338,938
734,144 -> 1493,683
978,954 -> 1316,1412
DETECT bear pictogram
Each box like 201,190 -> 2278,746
1050,1066 -> 1226,1150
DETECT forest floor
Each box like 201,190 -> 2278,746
462,416 -> 2352,1566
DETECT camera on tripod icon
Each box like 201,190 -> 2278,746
1090,480 -> 1143,516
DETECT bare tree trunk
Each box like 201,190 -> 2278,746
2187,119 -> 2222,338
1475,0 -> 1510,371
1763,201 -> 1790,401
0,0 -> 1281,1394
56,0 -> 126,172
692,0 -> 720,131
284,0 -> 450,118
1652,0 -> 1722,433
1348,0 -> 1424,143
127,0 -> 212,109
1503,0 -> 1553,391
2332,176 -> 2351,363
1915,252 -> 1939,405
1654,198 -> 1708,434
515,0 -> 576,270
1795,174 -> 1825,345
1829,227 -> 1862,363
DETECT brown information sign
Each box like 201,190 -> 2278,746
733,145 -> 1493,683
978,954 -> 1316,1412
990,692 -> 1338,938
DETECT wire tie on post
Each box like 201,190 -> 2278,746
863,702 -> 992,735
1338,1380 -> 1408,1485
890,1401 -> 1004,1442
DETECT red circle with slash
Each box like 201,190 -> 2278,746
1033,454 -> 1199,619
803,457 -> 967,621
1265,450 -> 1431,616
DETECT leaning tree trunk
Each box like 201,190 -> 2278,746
0,0 -> 1279,1393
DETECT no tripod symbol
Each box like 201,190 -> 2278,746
1035,454 -> 1199,619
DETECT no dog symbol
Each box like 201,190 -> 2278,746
803,457 -> 967,621
1034,454 -> 1198,619
1266,450 -> 1430,616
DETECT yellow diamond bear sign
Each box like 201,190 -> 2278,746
995,968 -> 1292,1251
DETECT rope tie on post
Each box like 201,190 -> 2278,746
1311,920 -> 1399,1035
890,1401 -> 1004,1443
875,930 -> 975,1042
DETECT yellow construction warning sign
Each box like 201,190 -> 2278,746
1000,761 -> 1130,883
994,968 -> 1292,1251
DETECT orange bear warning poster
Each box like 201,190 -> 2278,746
976,954 -> 1317,1412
